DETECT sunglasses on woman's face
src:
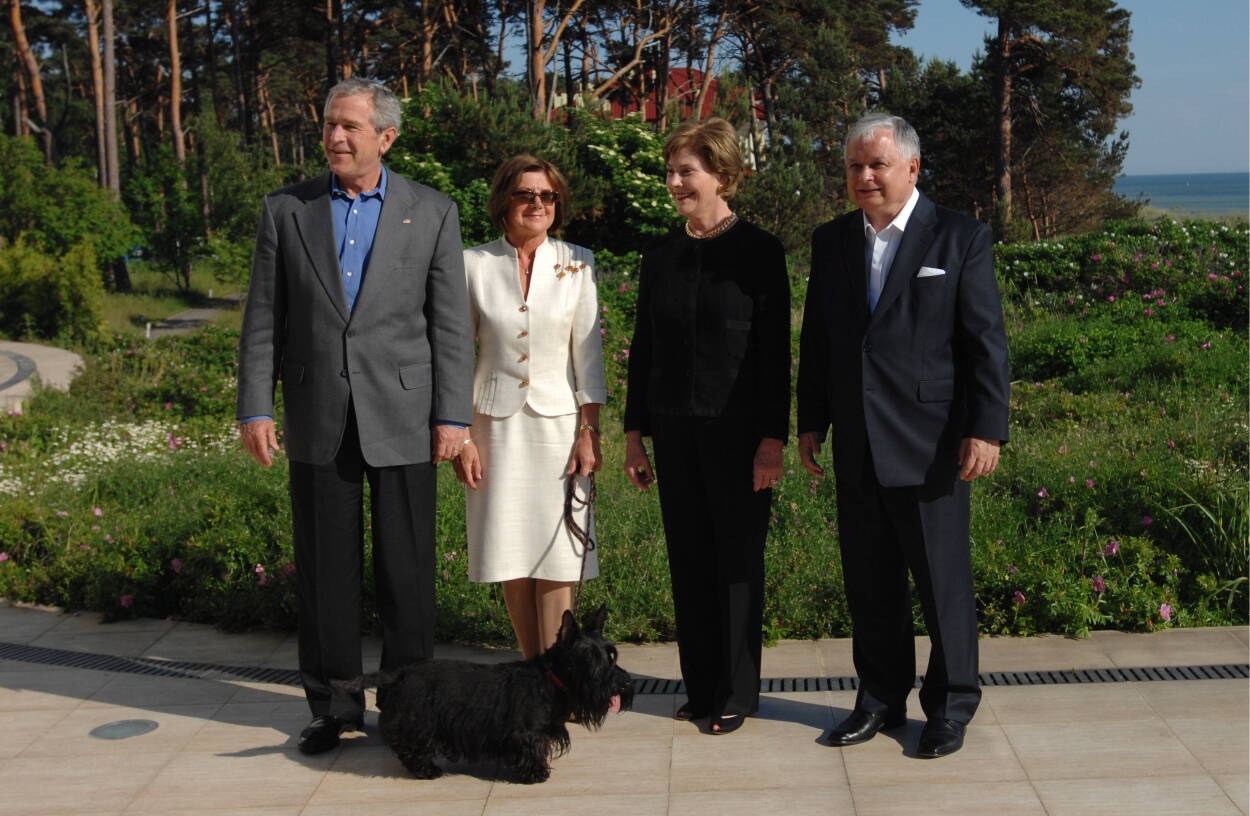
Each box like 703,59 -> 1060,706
511,189 -> 559,205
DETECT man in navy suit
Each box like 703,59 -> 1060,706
797,113 -> 1009,758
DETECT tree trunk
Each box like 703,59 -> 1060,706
167,0 -> 186,165
10,0 -> 52,158
84,0 -> 107,185
259,75 -> 280,165
12,62 -> 28,136
655,28 -> 669,130
528,0 -> 546,119
995,15 -> 1013,225
694,8 -> 729,120
419,0 -> 435,88
102,0 -> 121,195
325,0 -> 338,90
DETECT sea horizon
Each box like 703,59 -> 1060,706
1115,171 -> 1248,217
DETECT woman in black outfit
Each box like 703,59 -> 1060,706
623,117 -> 790,735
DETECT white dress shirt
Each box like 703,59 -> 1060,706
863,187 -> 921,313
462,236 -> 607,417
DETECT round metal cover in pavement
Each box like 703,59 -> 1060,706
89,719 -> 159,740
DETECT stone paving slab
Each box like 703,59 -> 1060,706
0,602 -> 1245,815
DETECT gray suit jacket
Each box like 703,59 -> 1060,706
236,170 -> 474,467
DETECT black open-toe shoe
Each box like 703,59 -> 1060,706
675,703 -> 709,722
710,713 -> 745,735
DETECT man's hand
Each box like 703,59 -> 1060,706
752,438 -> 784,491
623,431 -> 654,491
239,419 -> 281,467
798,431 -> 825,478
958,437 -> 1001,481
432,424 -> 469,463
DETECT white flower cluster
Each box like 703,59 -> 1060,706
0,420 -> 235,496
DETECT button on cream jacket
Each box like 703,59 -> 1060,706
464,236 -> 607,418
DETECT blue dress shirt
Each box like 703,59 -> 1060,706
331,166 -> 387,313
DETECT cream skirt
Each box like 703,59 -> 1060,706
466,406 -> 598,583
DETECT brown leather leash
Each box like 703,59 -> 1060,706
562,472 -> 597,614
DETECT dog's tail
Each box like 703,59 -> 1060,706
331,670 -> 400,694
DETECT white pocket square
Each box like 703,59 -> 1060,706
917,266 -> 946,278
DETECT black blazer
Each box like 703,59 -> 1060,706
796,192 -> 1009,488
624,219 -> 790,441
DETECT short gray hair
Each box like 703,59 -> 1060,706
845,113 -> 920,162
324,78 -> 402,132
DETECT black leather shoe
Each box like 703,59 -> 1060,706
916,718 -> 965,758
298,715 -> 362,755
825,708 -> 906,746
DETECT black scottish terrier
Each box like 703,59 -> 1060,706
336,604 -> 634,784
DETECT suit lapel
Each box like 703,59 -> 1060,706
531,237 -> 571,309
871,192 -> 936,323
841,215 -> 870,322
353,174 -> 417,318
292,173 -> 349,323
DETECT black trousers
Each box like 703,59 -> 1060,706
651,414 -> 769,718
288,401 -> 436,721
835,447 -> 980,724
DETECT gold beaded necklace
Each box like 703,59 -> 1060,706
684,213 -> 739,240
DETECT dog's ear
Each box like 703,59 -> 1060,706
585,604 -> 608,633
558,608 -> 579,641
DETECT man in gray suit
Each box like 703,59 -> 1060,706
236,78 -> 473,755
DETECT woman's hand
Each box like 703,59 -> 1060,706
752,438 -> 784,492
566,428 -> 602,477
624,430 -> 654,491
454,440 -> 484,489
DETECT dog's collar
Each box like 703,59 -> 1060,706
544,667 -> 567,692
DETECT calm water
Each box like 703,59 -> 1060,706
1115,172 -> 1249,217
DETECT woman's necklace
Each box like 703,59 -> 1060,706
685,212 -> 738,240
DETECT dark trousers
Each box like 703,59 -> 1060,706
835,447 -> 980,724
651,414 -> 769,718
288,401 -> 436,721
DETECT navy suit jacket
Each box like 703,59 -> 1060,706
797,192 -> 1009,488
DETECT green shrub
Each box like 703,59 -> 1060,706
0,241 -> 104,343
0,133 -> 136,268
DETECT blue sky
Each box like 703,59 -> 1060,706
892,0 -> 1250,175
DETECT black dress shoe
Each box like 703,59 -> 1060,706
298,715 -> 362,755
825,708 -> 906,746
916,718 -> 965,758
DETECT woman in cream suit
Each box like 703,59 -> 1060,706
455,155 -> 607,659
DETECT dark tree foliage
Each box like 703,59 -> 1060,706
0,0 -> 1140,276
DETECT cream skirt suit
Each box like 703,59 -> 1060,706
463,237 -> 607,582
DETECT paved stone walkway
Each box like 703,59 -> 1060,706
147,294 -> 241,338
0,342 -> 82,413
0,603 -> 1245,815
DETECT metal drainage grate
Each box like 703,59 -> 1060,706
1,641 -> 1245,693
0,641 -> 303,686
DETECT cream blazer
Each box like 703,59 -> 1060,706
463,237 -> 607,418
